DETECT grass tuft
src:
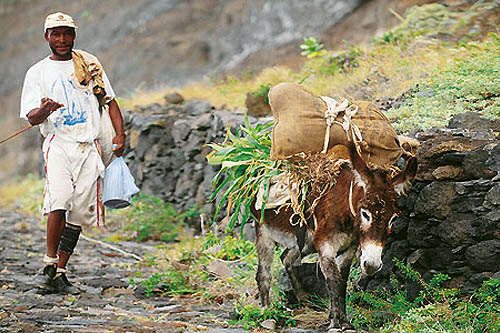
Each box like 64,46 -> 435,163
0,174 -> 44,214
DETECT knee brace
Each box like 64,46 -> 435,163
58,223 -> 82,254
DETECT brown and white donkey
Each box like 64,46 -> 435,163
251,145 -> 418,332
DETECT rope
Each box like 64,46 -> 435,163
320,96 -> 347,153
320,96 -> 363,156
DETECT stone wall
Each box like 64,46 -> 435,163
365,112 -> 500,295
123,98 -> 270,227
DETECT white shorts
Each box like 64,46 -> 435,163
42,134 -> 105,227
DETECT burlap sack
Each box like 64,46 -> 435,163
99,104 -> 117,168
269,82 -> 402,165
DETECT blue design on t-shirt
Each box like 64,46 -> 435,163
50,76 -> 88,127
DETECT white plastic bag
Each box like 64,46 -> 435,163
103,157 -> 139,209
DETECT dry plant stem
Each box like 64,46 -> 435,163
204,247 -> 256,264
80,234 -> 143,261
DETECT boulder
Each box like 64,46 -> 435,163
245,92 -> 271,117
164,92 -> 185,105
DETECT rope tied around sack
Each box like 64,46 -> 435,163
320,96 -> 363,155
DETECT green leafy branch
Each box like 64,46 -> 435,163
206,116 -> 280,232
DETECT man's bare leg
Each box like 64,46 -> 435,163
54,222 -> 82,294
58,251 -> 70,269
57,223 -> 80,267
36,210 -> 66,291
46,210 -> 66,258
39,211 -> 80,294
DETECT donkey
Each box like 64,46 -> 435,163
251,144 -> 417,332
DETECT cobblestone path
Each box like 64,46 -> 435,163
0,209 -> 244,333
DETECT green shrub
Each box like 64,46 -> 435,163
254,84 -> 271,103
130,249 -> 212,297
388,33 -> 500,132
203,232 -> 255,261
231,296 -> 296,329
133,269 -> 203,297
306,43 -> 362,77
121,193 -> 199,242
300,37 -> 327,58
327,44 -> 362,74
373,31 -> 405,45
348,259 -> 500,332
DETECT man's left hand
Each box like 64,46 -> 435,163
112,133 -> 126,156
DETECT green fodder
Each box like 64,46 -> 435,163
207,116 -> 278,231
207,116 -> 346,233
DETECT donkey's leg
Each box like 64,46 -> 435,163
280,247 -> 307,303
255,223 -> 275,306
316,242 -> 346,332
335,245 -> 358,332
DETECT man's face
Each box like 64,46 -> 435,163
45,27 -> 75,60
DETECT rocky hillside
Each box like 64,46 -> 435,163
0,0 -> 436,182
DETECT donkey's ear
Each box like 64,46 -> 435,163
348,142 -> 369,174
392,156 -> 418,196
347,142 -> 371,188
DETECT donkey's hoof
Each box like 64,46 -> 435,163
341,323 -> 356,332
327,323 -> 342,333
327,323 -> 356,333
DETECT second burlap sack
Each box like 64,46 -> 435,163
269,82 -> 403,166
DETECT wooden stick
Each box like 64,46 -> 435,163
0,101 -> 64,145
0,124 -> 33,145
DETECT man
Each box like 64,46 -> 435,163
20,12 -> 126,294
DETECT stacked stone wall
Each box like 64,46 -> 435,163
366,112 -> 500,294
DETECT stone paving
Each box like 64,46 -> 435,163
0,209 -> 248,333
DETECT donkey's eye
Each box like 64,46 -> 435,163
388,213 -> 399,228
360,208 -> 372,227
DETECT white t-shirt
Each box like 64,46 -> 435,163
20,55 -> 116,143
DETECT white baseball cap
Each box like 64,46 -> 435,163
44,12 -> 77,32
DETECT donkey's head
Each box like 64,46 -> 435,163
348,145 -> 418,275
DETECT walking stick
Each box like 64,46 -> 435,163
0,124 -> 33,145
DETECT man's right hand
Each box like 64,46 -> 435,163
27,98 -> 64,125
40,98 -> 64,114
